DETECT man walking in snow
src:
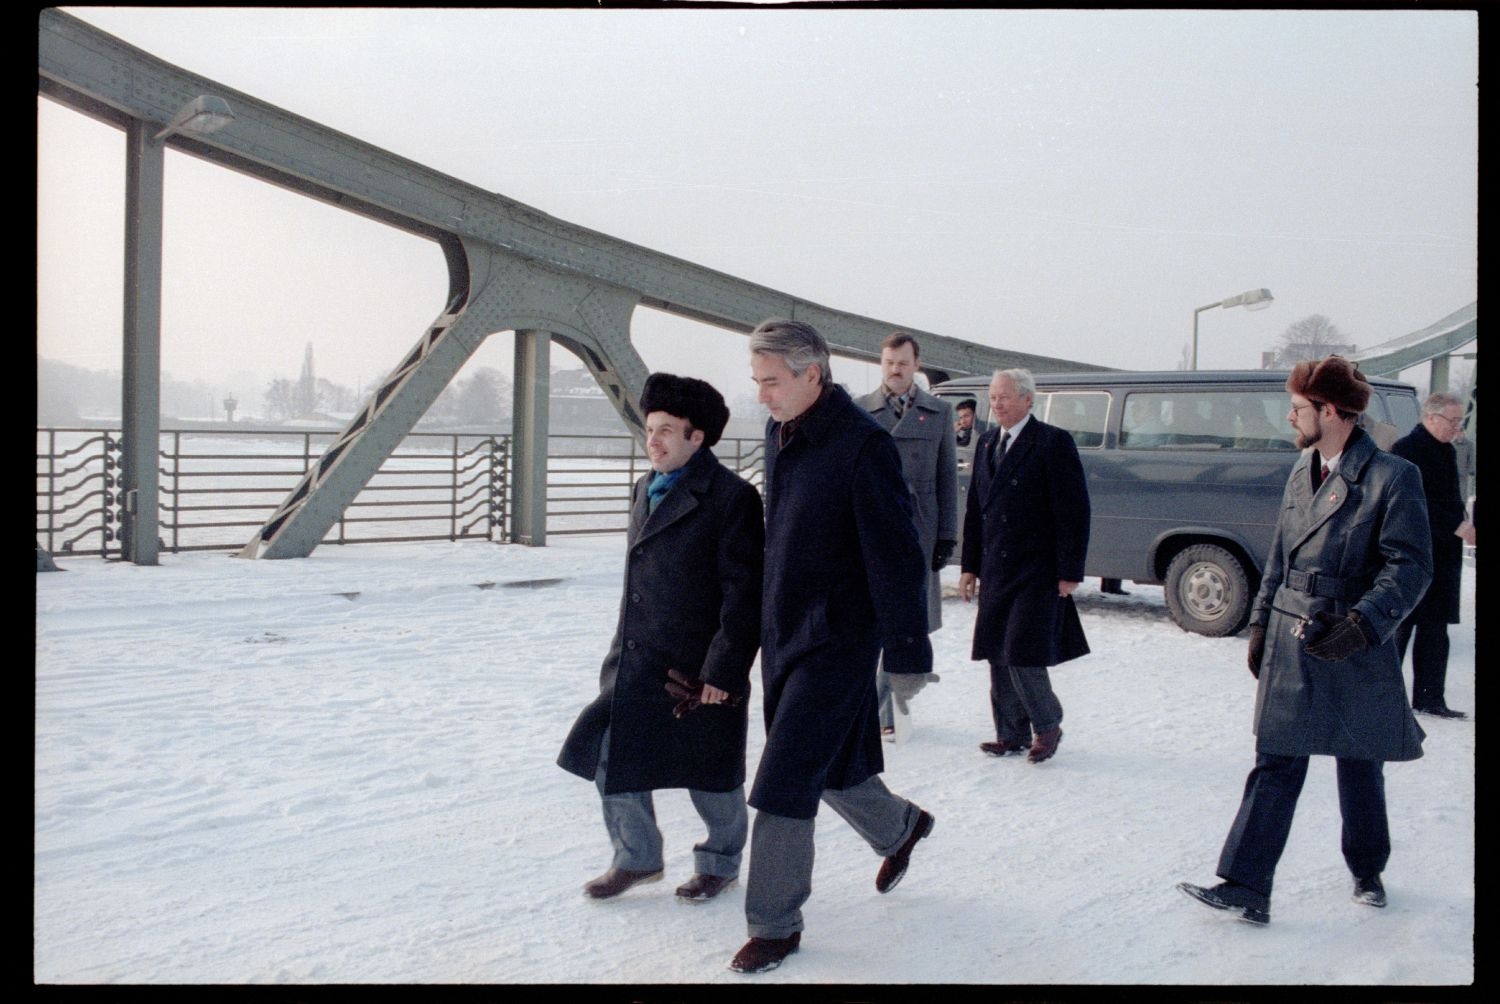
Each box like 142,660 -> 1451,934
557,373 -> 763,905
856,331 -> 956,741
959,368 -> 1090,764
1179,356 -> 1431,924
729,318 -> 936,974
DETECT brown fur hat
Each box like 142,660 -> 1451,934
1285,355 -> 1371,415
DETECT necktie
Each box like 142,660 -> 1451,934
1312,461 -> 1329,491
995,430 -> 1011,468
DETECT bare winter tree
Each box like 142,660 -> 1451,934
424,367 -> 513,428
263,378 -> 302,421
1270,315 -> 1356,368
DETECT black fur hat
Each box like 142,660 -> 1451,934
639,373 -> 730,447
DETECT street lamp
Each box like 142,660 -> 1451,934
153,95 -> 235,142
1191,287 -> 1274,370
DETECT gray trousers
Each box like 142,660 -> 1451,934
876,666 -> 895,728
744,774 -> 922,938
988,662 -> 1063,742
595,728 -> 747,878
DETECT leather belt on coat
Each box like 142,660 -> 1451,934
1283,568 -> 1365,602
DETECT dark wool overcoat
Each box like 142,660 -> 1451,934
557,447 -> 763,794
1249,428 -> 1430,761
960,417 -> 1091,668
1390,422 -> 1465,624
750,385 -> 929,819
856,385 -> 958,631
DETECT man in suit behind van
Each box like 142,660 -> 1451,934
857,332 -> 957,739
959,368 -> 1091,764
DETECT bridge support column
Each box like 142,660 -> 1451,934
510,329 -> 551,546
1429,354 -> 1450,394
121,120 -> 163,566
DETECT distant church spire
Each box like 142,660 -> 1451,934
297,342 -> 316,416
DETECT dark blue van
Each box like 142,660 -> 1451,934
932,370 -> 1420,636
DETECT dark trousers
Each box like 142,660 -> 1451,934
1217,753 -> 1390,898
988,662 -> 1063,742
1395,618 -> 1452,708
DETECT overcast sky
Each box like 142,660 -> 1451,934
37,8 -> 1477,413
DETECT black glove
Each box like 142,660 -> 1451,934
931,539 -> 957,572
1246,624 -> 1266,679
1304,610 -> 1373,662
664,668 -> 744,719
888,671 -> 941,714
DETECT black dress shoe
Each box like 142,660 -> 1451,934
979,738 -> 1029,757
875,809 -> 935,893
583,866 -> 664,899
1028,727 -> 1063,764
1353,874 -> 1387,908
1414,703 -> 1467,720
675,873 -> 737,902
1176,880 -> 1270,925
729,932 -> 800,973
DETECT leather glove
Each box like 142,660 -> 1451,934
664,668 -> 744,719
1304,610 -> 1374,662
888,671 -> 941,715
931,539 -> 957,572
1246,624 -> 1266,679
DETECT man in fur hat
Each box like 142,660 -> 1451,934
1178,355 -> 1431,924
557,374 -> 763,904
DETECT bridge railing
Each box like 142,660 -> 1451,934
36,427 -> 765,557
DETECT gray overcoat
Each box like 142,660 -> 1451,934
857,385 -> 958,630
1249,427 -> 1430,761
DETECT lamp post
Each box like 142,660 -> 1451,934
1191,288 -> 1274,370
153,95 -> 235,142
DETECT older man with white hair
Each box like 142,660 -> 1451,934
1391,391 -> 1475,718
959,367 -> 1091,765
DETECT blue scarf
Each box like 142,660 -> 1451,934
646,467 -> 687,514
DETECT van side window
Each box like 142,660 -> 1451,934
1042,392 -> 1109,449
1384,392 -> 1419,431
1122,391 -> 1295,451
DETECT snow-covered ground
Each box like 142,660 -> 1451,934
34,537 -> 1474,985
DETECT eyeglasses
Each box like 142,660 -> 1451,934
1433,413 -> 1464,427
1289,402 -> 1321,417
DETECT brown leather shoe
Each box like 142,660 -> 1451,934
583,866 -> 664,899
729,932 -> 800,973
875,809 -> 935,893
1028,727 -> 1063,764
675,873 -> 737,902
979,738 -> 1029,757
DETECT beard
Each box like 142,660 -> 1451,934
1294,423 -> 1321,450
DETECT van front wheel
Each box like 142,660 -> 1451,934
1164,544 -> 1251,637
